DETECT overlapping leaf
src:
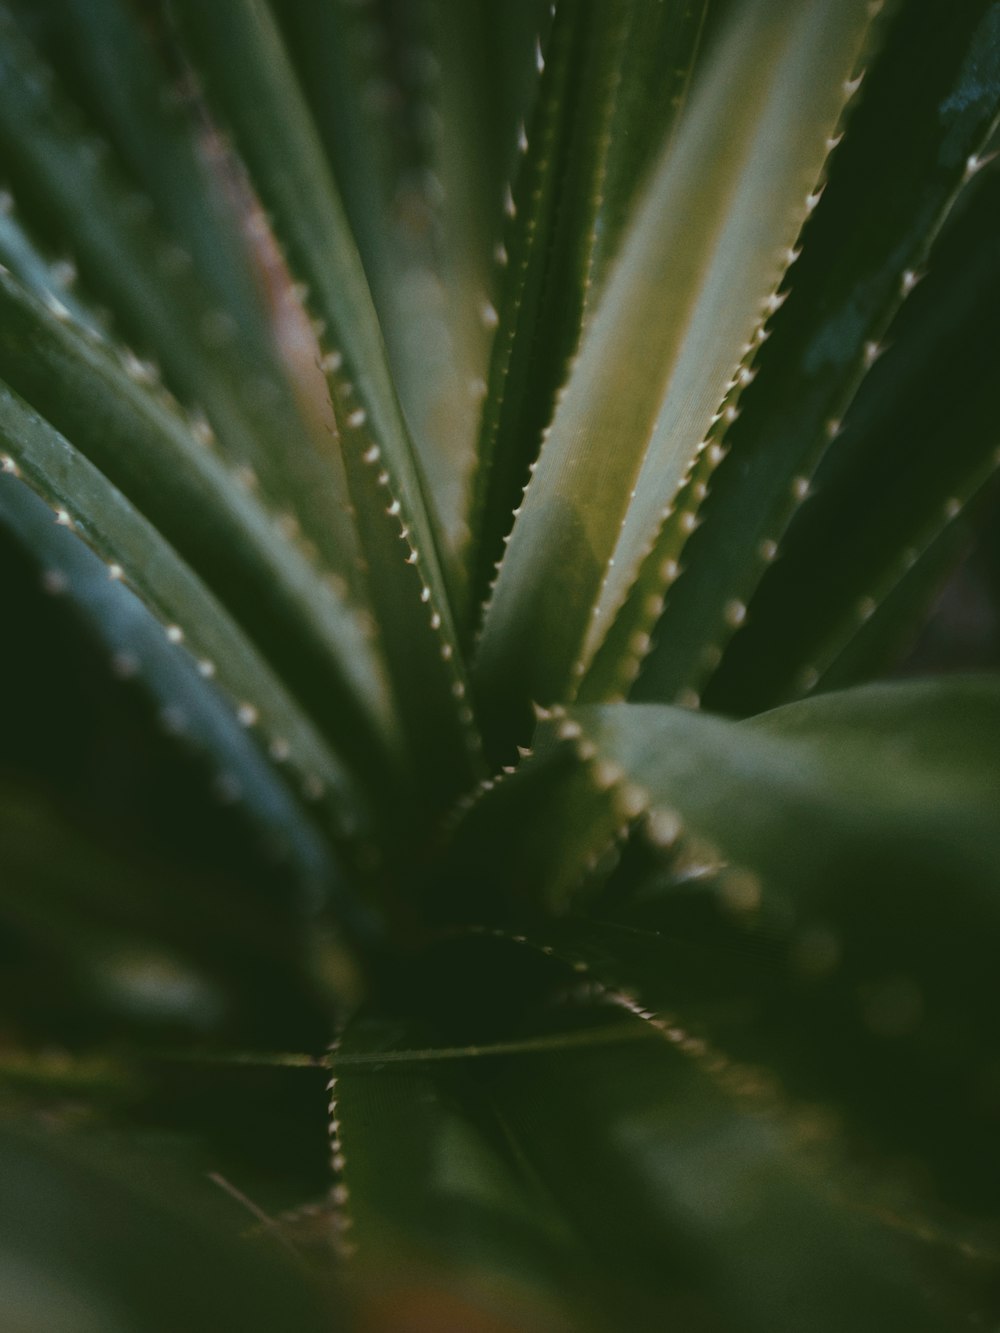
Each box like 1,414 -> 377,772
634,1 -> 1000,705
476,0 -> 876,752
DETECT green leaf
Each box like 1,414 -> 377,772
173,1 -> 483,797
0,201 -> 104,335
339,933 -> 957,1331
703,165 -> 1000,713
279,1 -> 495,563
466,1 -> 707,622
466,1 -> 628,617
560,679 -> 1000,924
0,272 -> 399,800
430,723 -> 627,921
0,474 -> 342,901
579,429 -> 724,702
32,0 -> 270,340
634,1 -> 1000,705
476,0 -> 876,752
327,394 -> 485,812
545,680 -> 1000,1204
483,996 -> 953,1332
0,382 -> 374,851
0,1127 -> 331,1332
584,0 -> 707,302
330,1010 -> 589,1332
170,2 -> 450,575
0,8 -> 362,587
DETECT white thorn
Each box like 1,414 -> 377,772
593,759 -> 623,791
758,538 -> 778,563
237,702 -> 258,728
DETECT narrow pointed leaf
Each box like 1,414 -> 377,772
467,1 -> 706,620
326,388 -> 484,811
467,1 -> 626,615
476,0 -> 875,750
280,0 -> 497,561
0,475 -> 341,900
0,9 -> 361,586
0,274 -> 398,795
635,1 -> 1000,704
703,165 -> 1000,714
33,0 -> 269,339
172,2 -> 457,600
174,1 -> 481,791
0,383 -> 369,850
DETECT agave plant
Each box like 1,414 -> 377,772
1,0 -> 999,1327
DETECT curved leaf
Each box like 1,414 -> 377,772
0,272 -> 399,796
0,6 -> 362,586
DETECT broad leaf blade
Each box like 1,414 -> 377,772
545,680 -> 1000,1204
562,680 -> 1000,924
485,998 -> 952,1333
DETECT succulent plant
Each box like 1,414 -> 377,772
1,0 -> 999,1328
